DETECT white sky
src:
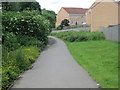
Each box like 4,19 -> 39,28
36,0 -> 96,14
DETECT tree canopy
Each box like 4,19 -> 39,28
42,9 -> 56,28
2,2 -> 41,13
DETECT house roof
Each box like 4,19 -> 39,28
63,7 -> 88,14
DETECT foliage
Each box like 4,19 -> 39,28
56,25 -> 62,30
2,31 -> 44,51
2,10 -> 51,44
2,32 -> 43,89
20,2 -> 41,12
62,25 -> 90,29
51,31 -> 105,42
2,31 -> 20,51
42,9 -> 56,28
2,1 -> 41,13
17,35 -> 45,48
2,31 -> 42,89
2,46 -> 40,89
66,40 -> 118,88
60,19 -> 70,29
2,8 -> 51,89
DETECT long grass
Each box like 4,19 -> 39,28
51,31 -> 105,42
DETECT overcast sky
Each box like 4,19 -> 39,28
36,0 -> 96,14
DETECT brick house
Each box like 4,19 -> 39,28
56,7 -> 88,26
86,0 -> 120,31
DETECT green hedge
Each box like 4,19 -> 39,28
2,32 -> 44,52
2,10 -> 51,89
17,35 -> 45,48
2,32 -> 42,89
2,32 -> 43,89
2,10 -> 51,44
51,31 -> 105,42
2,32 -> 20,51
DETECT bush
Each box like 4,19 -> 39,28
2,10 -> 51,44
51,31 -> 105,42
2,10 -> 51,89
17,35 -> 44,48
2,31 -> 20,51
56,25 -> 62,30
61,19 -> 70,27
2,32 -> 44,51
2,46 -> 40,89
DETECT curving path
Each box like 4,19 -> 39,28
13,36 -> 98,88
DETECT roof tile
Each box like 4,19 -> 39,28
63,7 -> 88,14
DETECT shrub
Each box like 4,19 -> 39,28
2,31 -> 20,51
2,10 -> 51,44
16,35 -> 44,48
51,31 -> 105,42
56,25 -> 62,30
61,19 -> 70,27
2,46 -> 40,89
2,32 -> 44,51
2,10 -> 51,89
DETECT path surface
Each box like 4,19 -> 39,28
13,36 -> 98,88
52,27 -> 90,33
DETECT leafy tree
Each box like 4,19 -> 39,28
2,2 -> 41,13
2,11 -> 51,43
20,2 -> 41,12
42,9 -> 56,28
2,2 -> 21,11
60,19 -> 70,29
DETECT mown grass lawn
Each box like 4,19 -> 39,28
65,40 -> 118,88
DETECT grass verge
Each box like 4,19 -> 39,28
65,40 -> 118,88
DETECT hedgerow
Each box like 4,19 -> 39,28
2,10 -> 51,44
2,10 -> 51,89
51,31 -> 105,42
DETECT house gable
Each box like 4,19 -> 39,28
56,7 -> 88,26
86,0 -> 118,31
89,0 -> 117,9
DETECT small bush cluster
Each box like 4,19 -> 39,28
2,46 -> 40,89
55,25 -> 62,30
51,31 -> 105,42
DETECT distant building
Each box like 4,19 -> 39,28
86,0 -> 120,31
56,7 -> 88,26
